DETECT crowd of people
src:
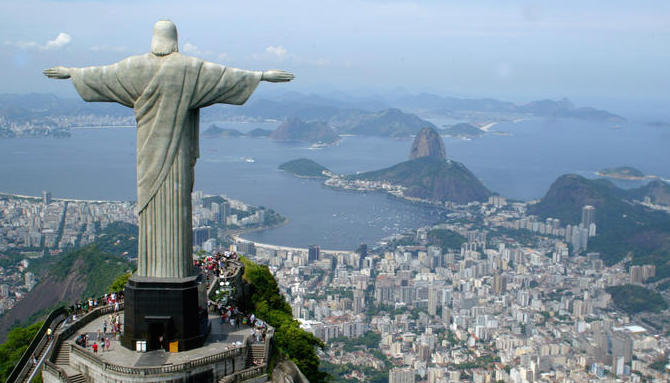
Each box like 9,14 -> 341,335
195,250 -> 241,281
67,291 -> 123,323
198,251 -> 269,345
73,312 -> 122,354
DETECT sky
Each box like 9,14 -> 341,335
1,0 -> 669,112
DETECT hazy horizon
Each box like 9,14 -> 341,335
1,1 -> 669,117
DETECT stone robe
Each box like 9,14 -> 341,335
70,53 -> 261,278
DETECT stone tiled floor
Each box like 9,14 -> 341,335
64,312 -> 255,367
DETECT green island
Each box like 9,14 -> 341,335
279,158 -> 332,178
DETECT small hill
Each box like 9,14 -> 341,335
270,118 -> 339,144
442,123 -> 484,138
350,157 -> 490,203
279,158 -> 331,178
528,175 -> 670,275
597,166 -> 646,180
202,125 -> 244,138
409,127 -> 446,160
330,108 -> 437,138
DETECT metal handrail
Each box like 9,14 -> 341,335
5,306 -> 67,383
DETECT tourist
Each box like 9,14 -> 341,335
92,342 -> 98,353
105,337 -> 111,351
47,327 -> 53,340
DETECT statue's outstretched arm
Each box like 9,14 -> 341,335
261,70 -> 294,83
43,66 -> 72,79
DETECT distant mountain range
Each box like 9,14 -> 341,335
0,92 -> 626,126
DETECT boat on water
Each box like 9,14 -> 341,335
242,157 -> 255,163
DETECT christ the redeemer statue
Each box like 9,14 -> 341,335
45,20 -> 293,279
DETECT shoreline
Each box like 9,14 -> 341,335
595,171 -> 660,181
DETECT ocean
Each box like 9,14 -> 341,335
0,117 -> 667,250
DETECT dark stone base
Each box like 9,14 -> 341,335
121,274 -> 209,352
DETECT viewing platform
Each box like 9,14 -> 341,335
10,258 -> 273,383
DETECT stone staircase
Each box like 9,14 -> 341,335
54,342 -> 70,366
246,343 -> 266,366
69,373 -> 87,383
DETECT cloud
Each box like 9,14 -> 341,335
5,32 -> 71,50
182,42 -> 201,55
44,33 -> 71,49
265,45 -> 287,58
182,42 -> 214,57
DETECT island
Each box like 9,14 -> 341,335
441,122 -> 484,138
597,166 -> 651,180
279,158 -> 332,178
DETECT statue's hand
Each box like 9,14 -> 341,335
43,66 -> 71,79
261,70 -> 294,83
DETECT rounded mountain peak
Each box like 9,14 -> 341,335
409,127 -> 446,161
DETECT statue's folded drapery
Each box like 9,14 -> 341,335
70,53 -> 261,278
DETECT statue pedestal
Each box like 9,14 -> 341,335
122,274 -> 209,352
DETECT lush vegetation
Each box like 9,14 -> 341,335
108,272 -> 132,293
239,257 -> 328,383
328,331 -> 381,351
28,222 -> 135,299
279,158 -> 331,178
428,229 -> 466,250
606,285 -> 668,314
0,321 -> 42,381
349,156 -> 490,203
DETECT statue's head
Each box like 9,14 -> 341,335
152,20 -> 178,56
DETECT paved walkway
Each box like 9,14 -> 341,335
65,312 -> 256,367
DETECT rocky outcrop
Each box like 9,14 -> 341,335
409,127 -> 446,160
271,360 -> 310,383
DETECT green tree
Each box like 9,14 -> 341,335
0,321 -> 43,381
240,257 -> 328,383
